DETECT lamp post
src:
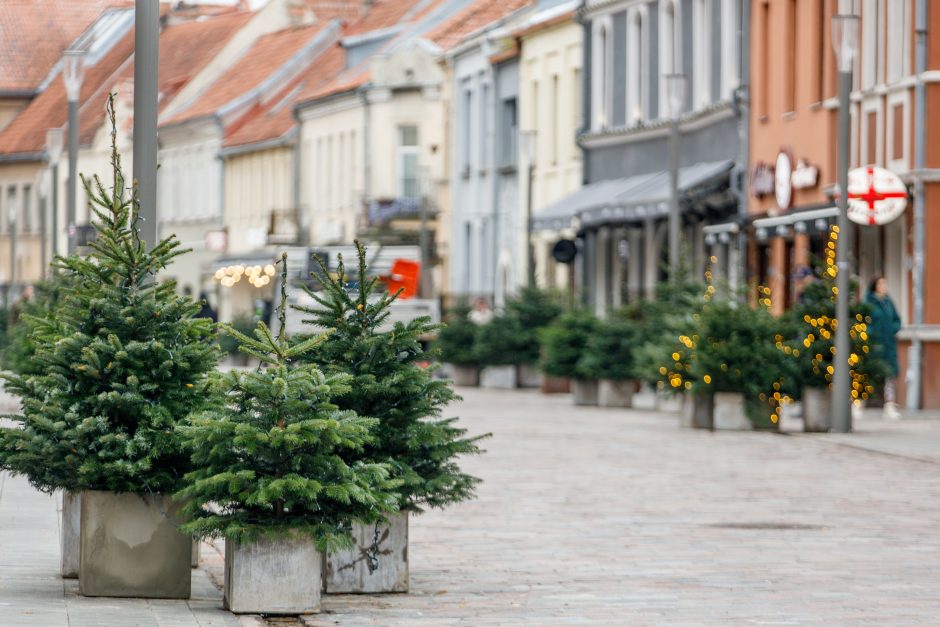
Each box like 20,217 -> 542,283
521,129 -> 538,288
664,74 -> 686,281
831,14 -> 859,434
134,0 -> 160,248
62,49 -> 85,256
45,128 -> 64,266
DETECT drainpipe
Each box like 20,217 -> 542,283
907,0 -> 927,409
735,0 -> 751,296
577,8 -> 592,307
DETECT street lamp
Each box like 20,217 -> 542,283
45,127 -> 64,265
62,49 -> 85,256
521,129 -> 538,288
831,14 -> 859,433
664,73 -> 686,281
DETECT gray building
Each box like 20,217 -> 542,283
536,0 -> 746,314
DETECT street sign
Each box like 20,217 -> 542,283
847,166 -> 908,226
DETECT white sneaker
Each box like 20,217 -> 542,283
883,402 -> 901,421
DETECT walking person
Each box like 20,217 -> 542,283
866,275 -> 902,420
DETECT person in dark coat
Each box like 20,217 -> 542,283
866,275 -> 901,419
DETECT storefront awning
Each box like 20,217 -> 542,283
533,160 -> 735,231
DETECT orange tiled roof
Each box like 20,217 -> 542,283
164,21 -> 330,127
0,9 -> 252,157
0,0 -> 129,94
342,0 -> 437,37
428,0 -> 532,52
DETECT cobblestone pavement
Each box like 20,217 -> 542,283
4,383 -> 940,625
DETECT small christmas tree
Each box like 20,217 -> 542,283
176,256 -> 399,548
539,309 -> 600,379
434,304 -> 479,366
0,95 -> 218,494
294,242 -> 487,512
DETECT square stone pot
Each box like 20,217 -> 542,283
598,379 -> 636,408
516,363 -> 541,388
480,365 -> 517,389
539,374 -> 570,394
60,490 -> 81,578
802,386 -> 832,432
572,379 -> 599,406
325,511 -> 408,593
681,391 -> 714,429
448,364 -> 479,387
79,491 -> 191,599
225,533 -> 322,614
713,392 -> 752,430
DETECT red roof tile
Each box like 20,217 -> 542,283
342,0 -> 435,37
428,0 -> 532,51
0,0 -> 128,93
164,21 -> 330,127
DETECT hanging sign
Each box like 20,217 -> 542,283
846,166 -> 908,226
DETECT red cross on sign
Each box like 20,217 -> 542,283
846,166 -> 908,226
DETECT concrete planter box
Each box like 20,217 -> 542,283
681,392 -> 714,429
225,534 -> 322,614
656,389 -> 684,413
598,379 -> 636,407
539,374 -> 570,394
79,491 -> 191,599
60,490 -> 81,578
802,387 -> 832,432
713,392 -> 752,430
447,364 -> 479,387
516,363 -> 541,388
325,512 -> 408,593
480,365 -> 517,389
572,379 -> 599,406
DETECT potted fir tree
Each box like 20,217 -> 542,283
176,259 -> 399,614
503,287 -> 563,388
0,100 -> 218,596
294,244 -> 488,593
474,314 -> 528,389
435,304 -> 480,386
579,311 -> 639,407
540,309 -> 600,405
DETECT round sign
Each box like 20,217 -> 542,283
552,239 -> 577,264
846,166 -> 908,226
775,150 -> 793,210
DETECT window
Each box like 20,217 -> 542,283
866,110 -> 878,165
784,0 -> 796,112
626,8 -> 648,124
500,97 -> 517,168
551,74 -> 559,164
891,103 -> 904,160
6,186 -> 16,233
861,0 -> 884,89
326,135 -> 333,210
398,125 -> 419,198
659,0 -> 683,115
573,67 -> 582,132
886,0 -> 910,82
693,0 -> 712,108
315,138 -> 323,211
758,1 -> 769,117
719,0 -> 739,98
592,16 -> 612,129
462,86 -> 473,172
22,184 -> 31,233
480,81 -> 489,170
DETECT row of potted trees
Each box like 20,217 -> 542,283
0,104 -> 485,614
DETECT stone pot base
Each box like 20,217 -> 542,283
225,534 -> 322,614
325,512 -> 408,593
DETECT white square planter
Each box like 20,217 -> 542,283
480,365 -> 517,389
802,386 -> 832,432
60,490 -> 81,578
572,379 -> 599,406
225,534 -> 322,614
680,392 -> 714,429
713,392 -> 752,430
598,379 -> 636,407
631,383 -> 658,410
447,363 -> 479,387
516,363 -> 541,388
325,512 -> 408,593
79,491 -> 191,599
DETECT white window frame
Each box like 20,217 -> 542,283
886,0 -> 911,83
886,90 -> 910,173
626,6 -> 649,126
692,0 -> 712,108
397,125 -> 419,199
658,0 -> 683,115
860,97 -> 884,166
719,0 -> 739,98
861,0 -> 884,89
591,15 -> 613,130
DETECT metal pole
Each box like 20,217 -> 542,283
668,117 -> 680,278
906,0 -> 927,410
526,162 -> 535,287
67,99 -> 78,255
832,69 -> 853,433
133,0 -> 160,247
735,0 -> 751,295
51,165 -> 59,263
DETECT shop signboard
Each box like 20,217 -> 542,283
846,166 -> 908,226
